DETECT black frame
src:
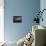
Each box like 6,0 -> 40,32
13,16 -> 22,23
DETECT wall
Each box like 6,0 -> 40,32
4,0 -> 40,42
40,0 -> 46,26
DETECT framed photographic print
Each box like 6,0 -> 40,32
13,16 -> 22,23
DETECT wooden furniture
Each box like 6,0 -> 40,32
31,25 -> 46,46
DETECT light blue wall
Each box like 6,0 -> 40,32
4,0 -> 40,42
40,0 -> 46,27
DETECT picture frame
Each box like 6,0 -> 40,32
13,16 -> 22,23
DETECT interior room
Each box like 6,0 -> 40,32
0,0 -> 46,46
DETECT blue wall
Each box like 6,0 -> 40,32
4,0 -> 40,42
40,0 -> 46,27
